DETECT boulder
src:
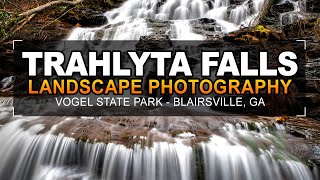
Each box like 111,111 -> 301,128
197,18 -> 216,24
280,12 -> 301,25
146,19 -> 172,35
0,76 -> 15,90
306,81 -> 320,93
136,34 -> 173,50
189,18 -> 218,34
230,0 -> 245,6
271,1 -> 295,14
63,8 -> 108,27
306,0 -> 320,13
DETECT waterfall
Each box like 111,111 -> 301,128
172,20 -> 204,40
0,106 -> 317,180
229,0 -> 264,25
1,1 -> 319,179
67,0 -> 266,40
279,0 -> 306,25
0,97 -> 13,106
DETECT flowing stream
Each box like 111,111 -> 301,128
67,0 -> 265,40
0,99 -> 318,180
0,0 -> 319,179
279,0 -> 306,25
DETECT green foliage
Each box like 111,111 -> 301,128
0,10 -> 19,40
254,25 -> 271,39
0,10 -> 10,20
0,11 -> 10,38
255,25 -> 270,33
106,0 -> 114,5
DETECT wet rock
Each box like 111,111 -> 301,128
248,0 -> 256,15
309,145 -> 320,166
306,0 -> 320,13
144,121 -> 158,128
154,1 -> 165,12
118,118 -> 137,127
296,93 -> 320,111
0,76 -> 14,92
309,108 -> 320,120
84,14 -> 108,27
288,141 -> 311,161
145,19 -> 171,27
307,45 -> 320,59
271,1 -> 295,14
146,19 -> 172,35
280,12 -> 302,25
306,81 -> 320,93
136,34 -> 173,50
204,34 -> 224,41
63,8 -> 108,27
197,18 -> 216,24
189,18 -> 217,32
230,0 -> 245,6
0,54 -> 15,78
288,129 -> 306,138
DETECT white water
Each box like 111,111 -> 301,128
67,0 -> 265,40
0,104 -> 317,180
1,0 -> 319,179
279,0 -> 306,25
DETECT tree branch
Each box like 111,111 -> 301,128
0,14 -> 36,43
18,0 -> 84,17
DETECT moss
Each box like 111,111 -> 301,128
242,138 -> 260,154
0,11 -> 20,40
247,122 -> 257,131
254,25 -> 271,39
106,0 -> 114,6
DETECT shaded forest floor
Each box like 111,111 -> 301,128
0,0 -> 125,43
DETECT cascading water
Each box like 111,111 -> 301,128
67,0 -> 265,40
0,102 -> 318,180
1,0 -> 319,179
279,0 -> 306,25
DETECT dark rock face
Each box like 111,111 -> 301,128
190,18 -> 216,31
0,54 -> 15,79
306,81 -> 320,93
63,8 -> 108,27
283,18 -> 320,118
197,18 -> 216,24
280,12 -> 301,25
136,34 -> 173,50
218,23 -> 320,117
306,0 -> 320,13
230,0 -> 245,6
271,0 -> 295,14
84,15 -> 108,27
146,19 -> 172,35
189,18 -> 221,36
